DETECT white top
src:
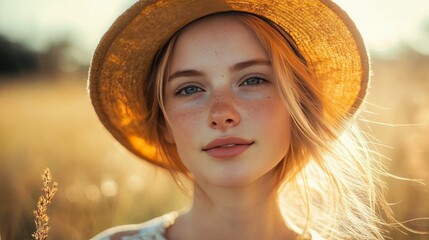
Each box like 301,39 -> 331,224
91,212 -> 178,240
91,211 -> 316,240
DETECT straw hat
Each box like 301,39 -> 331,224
89,0 -> 369,168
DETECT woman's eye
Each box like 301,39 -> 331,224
241,77 -> 266,86
175,85 -> 203,95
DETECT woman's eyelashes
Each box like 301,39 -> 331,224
174,83 -> 205,96
173,75 -> 269,96
240,76 -> 267,87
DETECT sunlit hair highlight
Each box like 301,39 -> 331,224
144,11 -> 397,240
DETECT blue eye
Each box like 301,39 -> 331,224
175,85 -> 203,95
242,77 -> 266,86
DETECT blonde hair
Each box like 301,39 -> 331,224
144,12 -> 395,239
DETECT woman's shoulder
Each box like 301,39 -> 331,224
90,212 -> 178,240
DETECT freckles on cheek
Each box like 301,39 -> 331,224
245,96 -> 280,120
250,102 -> 290,135
170,108 -> 203,138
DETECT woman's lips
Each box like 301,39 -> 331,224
202,137 -> 254,159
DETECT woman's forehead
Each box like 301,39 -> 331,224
177,14 -> 252,43
170,14 -> 270,71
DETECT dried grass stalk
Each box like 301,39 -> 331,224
32,168 -> 58,240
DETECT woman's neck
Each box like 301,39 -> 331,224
166,171 -> 298,240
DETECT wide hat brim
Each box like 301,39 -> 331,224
89,0 -> 369,168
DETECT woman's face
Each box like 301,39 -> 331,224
163,15 -> 292,188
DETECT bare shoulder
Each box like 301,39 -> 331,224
90,212 -> 178,240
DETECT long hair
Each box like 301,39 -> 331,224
144,12 -> 395,239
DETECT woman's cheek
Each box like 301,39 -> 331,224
168,107 -> 204,141
243,95 -> 278,121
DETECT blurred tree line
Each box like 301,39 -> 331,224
0,34 -> 87,78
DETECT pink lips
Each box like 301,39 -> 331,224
202,137 -> 254,159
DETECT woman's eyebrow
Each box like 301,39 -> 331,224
168,69 -> 205,82
229,59 -> 271,72
168,59 -> 271,82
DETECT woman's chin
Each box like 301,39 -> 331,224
196,169 -> 276,190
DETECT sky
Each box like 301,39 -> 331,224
1,0 -> 429,64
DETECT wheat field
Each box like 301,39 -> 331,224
0,52 -> 428,239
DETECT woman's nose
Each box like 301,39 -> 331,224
208,96 -> 241,130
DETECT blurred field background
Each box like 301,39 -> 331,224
1,0 -> 429,239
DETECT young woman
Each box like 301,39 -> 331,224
89,1 -> 394,239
